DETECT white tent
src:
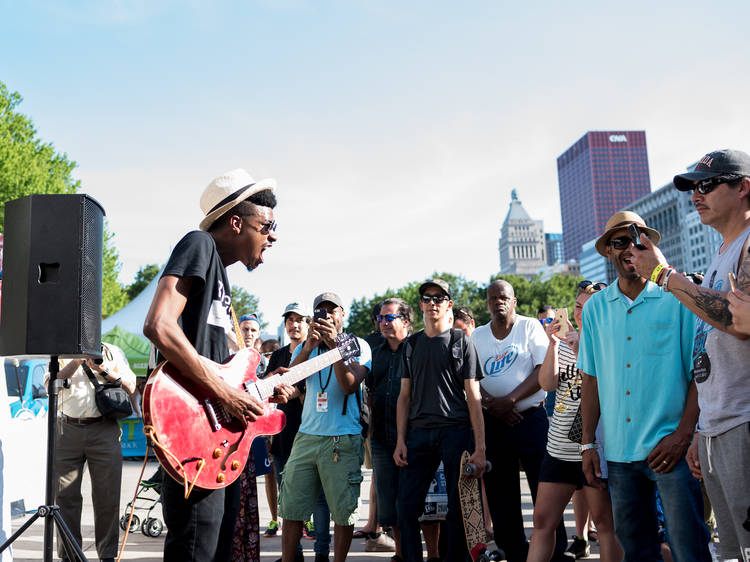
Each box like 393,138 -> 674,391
102,268 -> 162,336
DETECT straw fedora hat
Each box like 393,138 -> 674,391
595,211 -> 660,257
199,168 -> 276,231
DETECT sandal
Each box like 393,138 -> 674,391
352,529 -> 372,539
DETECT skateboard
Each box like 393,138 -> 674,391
458,451 -> 504,562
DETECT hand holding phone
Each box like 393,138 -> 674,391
554,308 -> 569,338
628,223 -> 646,251
313,308 -> 327,323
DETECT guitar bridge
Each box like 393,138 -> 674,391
203,399 -> 222,431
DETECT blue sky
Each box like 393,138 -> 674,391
2,1 -> 749,327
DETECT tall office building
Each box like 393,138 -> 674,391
557,131 -> 652,261
545,233 -> 564,265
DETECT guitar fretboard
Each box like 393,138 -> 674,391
253,347 -> 344,400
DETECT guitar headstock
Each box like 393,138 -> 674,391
336,333 -> 361,362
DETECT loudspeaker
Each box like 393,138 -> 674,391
0,194 -> 106,357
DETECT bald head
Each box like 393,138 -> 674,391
487,279 -> 517,322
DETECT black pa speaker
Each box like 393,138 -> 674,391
0,194 -> 106,357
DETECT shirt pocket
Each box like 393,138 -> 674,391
644,321 -> 672,355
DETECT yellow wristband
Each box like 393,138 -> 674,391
650,263 -> 665,283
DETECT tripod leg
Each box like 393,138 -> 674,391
52,507 -> 88,562
0,511 -> 41,552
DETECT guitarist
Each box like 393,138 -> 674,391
278,292 -> 372,562
143,168 -> 294,562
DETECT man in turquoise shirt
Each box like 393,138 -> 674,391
577,211 -> 710,562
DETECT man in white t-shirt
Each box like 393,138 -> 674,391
471,280 -> 570,562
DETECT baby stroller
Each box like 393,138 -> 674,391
120,466 -> 164,537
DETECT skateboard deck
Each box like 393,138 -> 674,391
458,451 -> 490,561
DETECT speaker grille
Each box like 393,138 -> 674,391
80,197 -> 104,354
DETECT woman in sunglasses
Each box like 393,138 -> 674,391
527,281 -> 622,562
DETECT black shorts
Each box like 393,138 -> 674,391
539,451 -> 587,489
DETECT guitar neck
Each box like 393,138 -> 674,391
255,346 -> 344,400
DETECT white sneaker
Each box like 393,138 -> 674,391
365,532 -> 396,552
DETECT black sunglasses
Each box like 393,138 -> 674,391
420,294 -> 449,304
693,175 -> 744,195
608,236 -> 635,250
578,280 -> 607,291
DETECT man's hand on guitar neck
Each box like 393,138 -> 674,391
266,367 -> 297,404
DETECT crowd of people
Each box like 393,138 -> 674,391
49,149 -> 750,562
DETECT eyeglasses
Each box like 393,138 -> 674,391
608,236 -> 634,250
578,280 -> 607,291
693,175 -> 744,195
420,294 -> 449,304
539,317 -> 553,325
377,314 -> 404,323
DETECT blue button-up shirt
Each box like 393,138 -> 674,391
577,281 -> 695,462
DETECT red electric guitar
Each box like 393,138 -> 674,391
142,334 -> 360,493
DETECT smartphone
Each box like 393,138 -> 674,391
554,308 -> 569,338
728,272 -> 738,292
313,309 -> 327,323
628,223 -> 646,250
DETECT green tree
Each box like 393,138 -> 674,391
0,81 -> 79,227
102,227 -> 128,318
125,263 -> 160,301
232,286 -> 264,326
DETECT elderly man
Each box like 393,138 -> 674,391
630,149 -> 750,562
53,342 -> 136,562
578,211 -> 710,561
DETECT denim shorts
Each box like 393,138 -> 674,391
278,432 -> 364,526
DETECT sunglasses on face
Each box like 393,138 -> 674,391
540,317 -> 553,325
243,215 -> 277,235
578,280 -> 607,291
420,294 -> 449,304
377,314 -> 404,323
693,175 -> 744,195
608,236 -> 635,250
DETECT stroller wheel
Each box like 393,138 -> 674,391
120,513 -> 141,532
142,517 -> 164,537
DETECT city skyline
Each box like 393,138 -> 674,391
2,1 -> 749,321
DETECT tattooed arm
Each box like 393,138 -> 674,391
631,233 -> 750,339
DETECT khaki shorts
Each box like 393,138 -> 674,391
279,432 -> 364,526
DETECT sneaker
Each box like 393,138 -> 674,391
302,520 -> 316,540
365,532 -> 396,552
264,520 -> 280,537
565,535 -> 590,559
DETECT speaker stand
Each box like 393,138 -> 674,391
0,356 -> 88,561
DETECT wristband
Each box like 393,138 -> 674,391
579,443 -> 597,453
662,267 -> 676,292
650,263 -> 666,283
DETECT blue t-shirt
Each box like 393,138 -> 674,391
292,337 -> 372,437
577,281 -> 695,462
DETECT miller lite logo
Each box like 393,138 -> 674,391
483,345 -> 519,376
697,155 -> 714,169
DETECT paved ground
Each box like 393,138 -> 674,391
8,458 -> 597,561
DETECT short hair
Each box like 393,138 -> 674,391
260,339 -> 280,353
537,304 -> 554,315
381,297 -> 414,326
208,189 -> 277,232
370,302 -> 383,323
453,306 -> 474,323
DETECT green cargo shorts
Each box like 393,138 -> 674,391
278,432 -> 364,526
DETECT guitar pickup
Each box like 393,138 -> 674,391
203,399 -> 222,432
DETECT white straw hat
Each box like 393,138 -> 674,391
199,168 -> 276,231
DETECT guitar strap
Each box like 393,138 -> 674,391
230,305 -> 246,350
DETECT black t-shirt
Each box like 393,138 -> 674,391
402,329 -> 480,429
266,344 -> 305,461
366,341 -> 404,445
160,231 -> 233,363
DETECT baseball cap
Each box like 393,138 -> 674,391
673,149 -> 750,191
239,313 -> 260,325
418,279 -> 451,298
313,292 -> 344,311
282,301 -> 310,318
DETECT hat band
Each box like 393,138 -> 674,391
207,183 -> 256,215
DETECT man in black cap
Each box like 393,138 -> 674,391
278,292 -> 372,562
631,149 -> 750,562
394,279 -> 486,562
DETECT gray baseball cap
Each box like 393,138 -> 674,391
674,149 -> 750,191
418,278 -> 451,298
313,292 -> 345,311
282,301 -> 310,318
